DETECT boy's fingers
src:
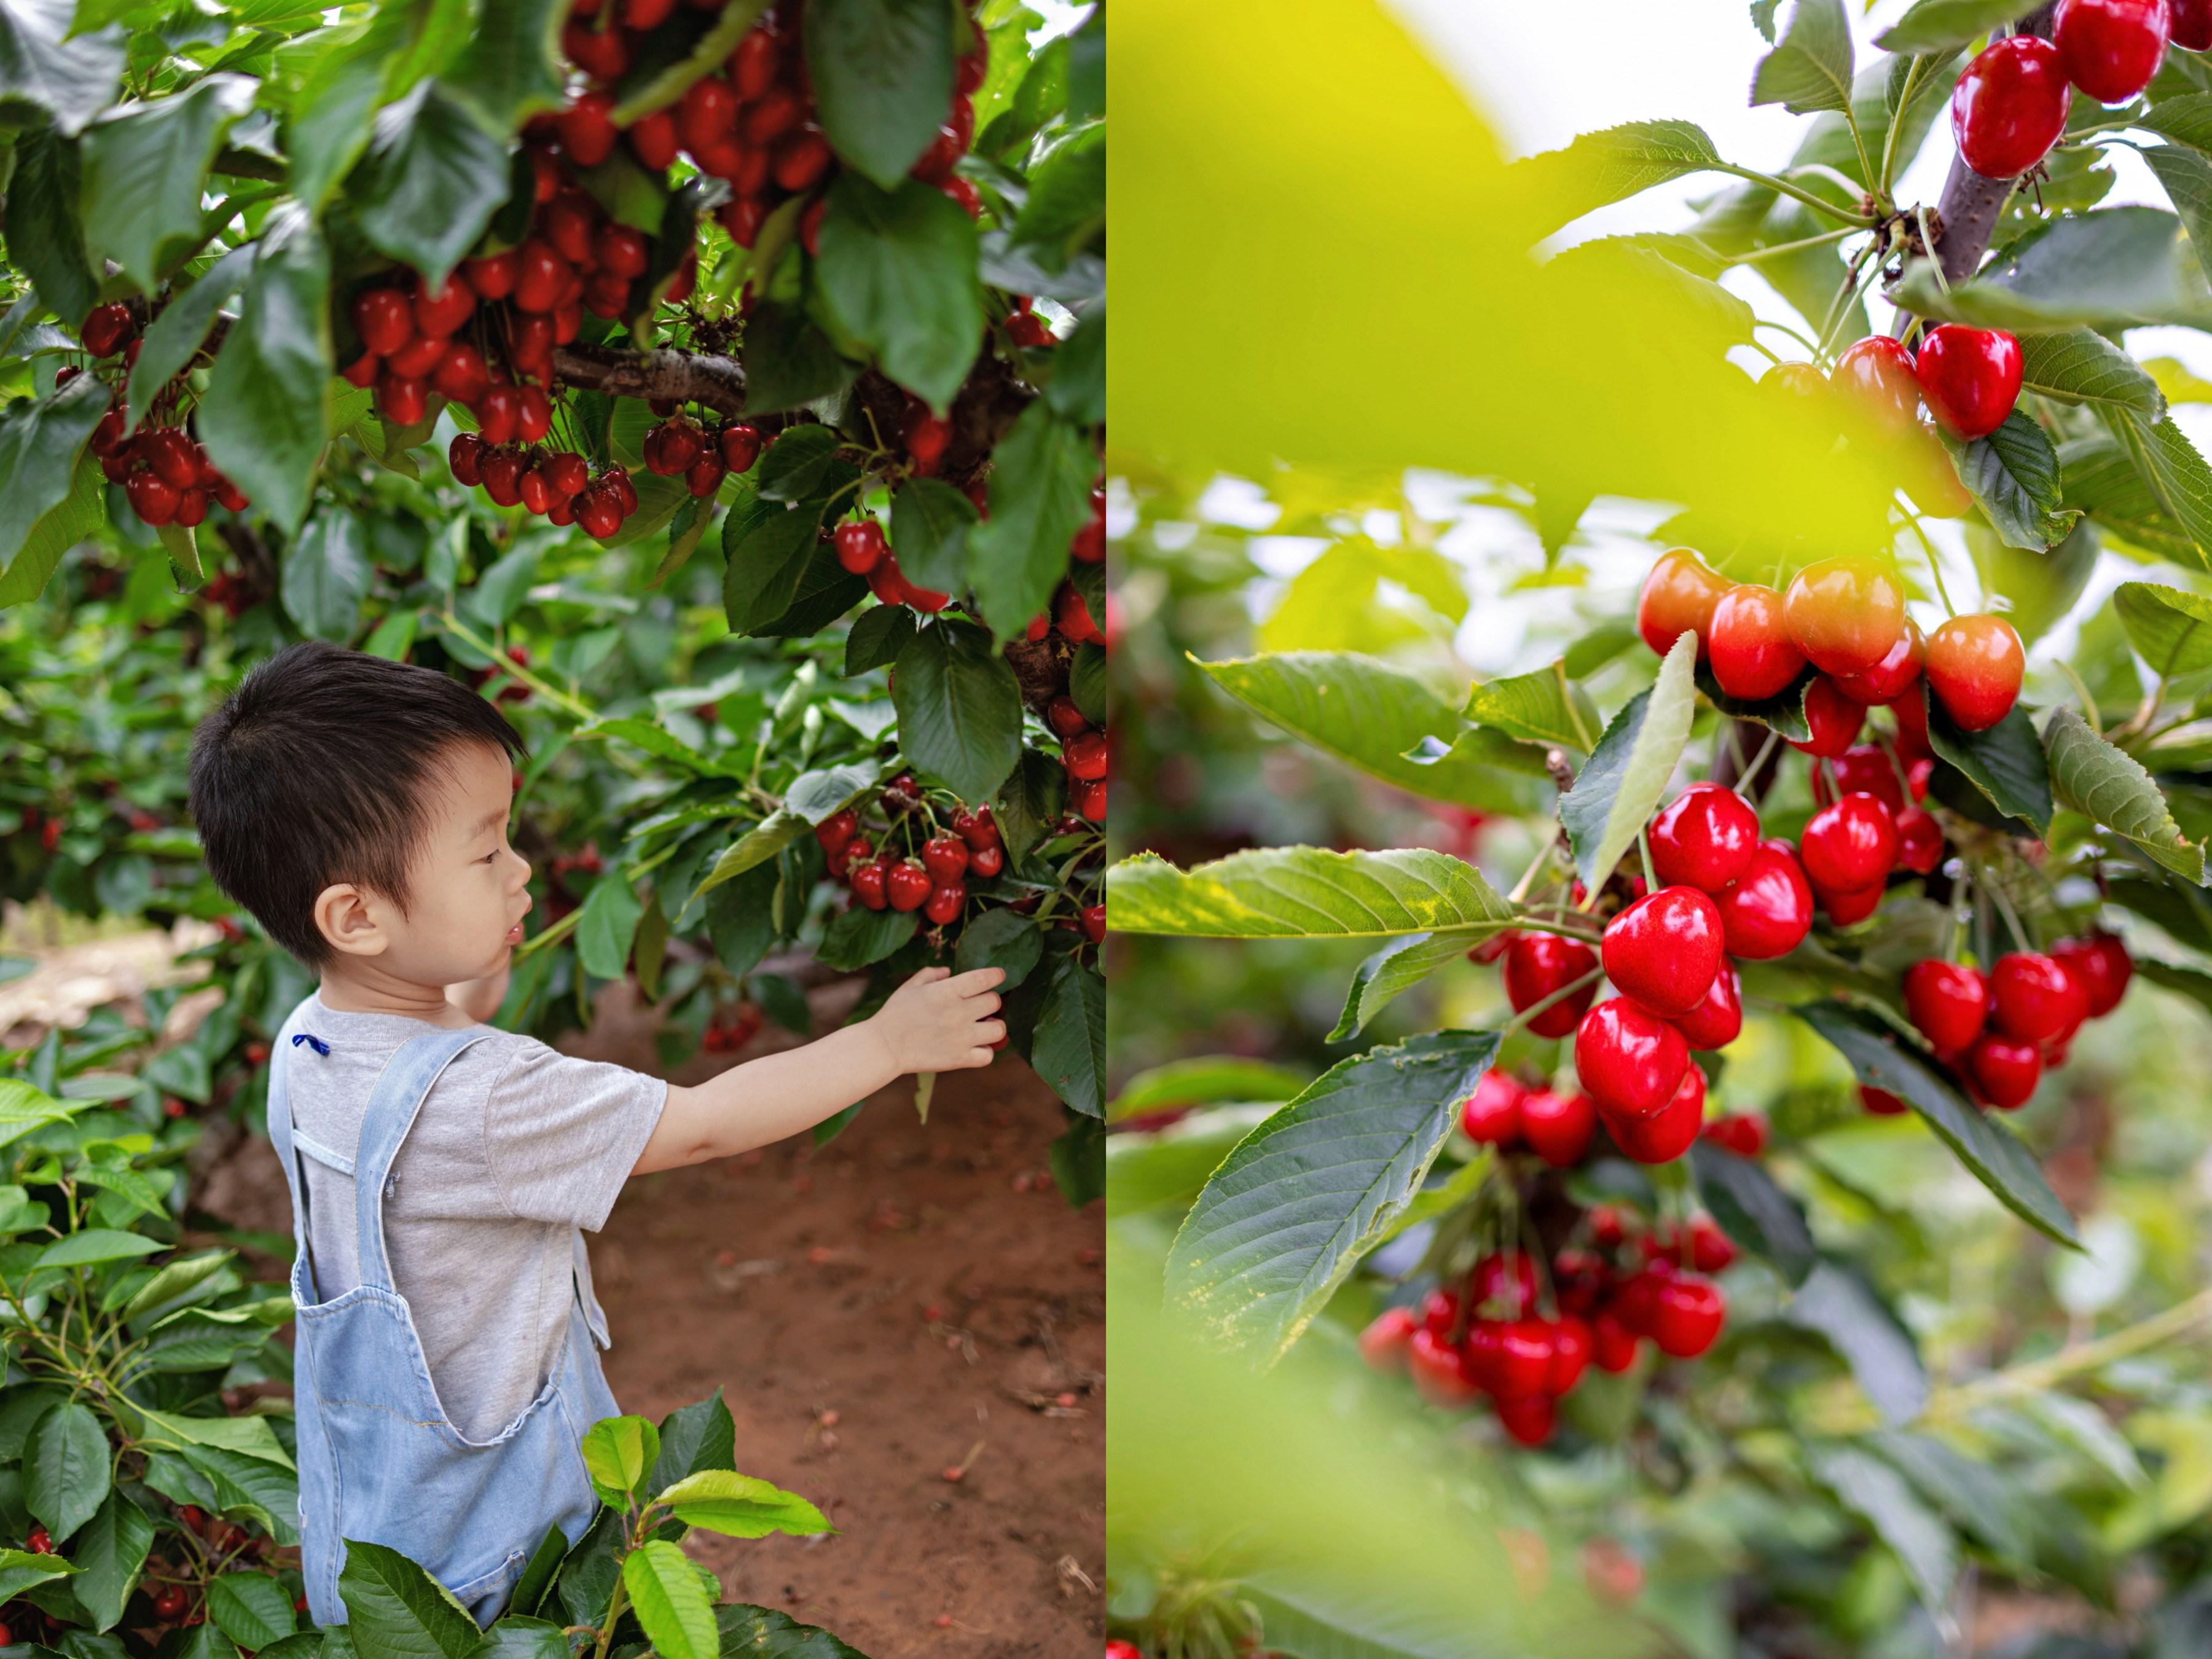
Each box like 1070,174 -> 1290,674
965,1047 -> 994,1069
914,965 -> 952,984
952,967 -> 1007,993
975,1019 -> 1006,1043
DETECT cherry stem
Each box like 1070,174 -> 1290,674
1744,727 -> 1783,794
1637,826 -> 1658,892
1499,965 -> 1603,1039
1986,874 -> 2031,955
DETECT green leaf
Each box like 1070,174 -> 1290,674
722,496 -> 826,635
1939,410 -> 2080,552
208,1572 -> 298,1652
0,371 -> 106,568
1875,0 -> 2040,52
579,1414 -> 657,1507
802,0 -> 954,189
353,82 -> 512,291
1328,932 -> 1490,1043
128,244 -> 251,436
125,1403 -> 292,1470
1752,0 -> 1855,117
337,1539 -> 481,1659
890,619 -> 1023,804
286,33 -> 389,213
1108,1057 -> 1309,1125
968,399 -> 1096,639
2018,327 -> 2165,418
754,423 -> 840,501
1689,1140 -> 1815,1287
814,902 -> 919,970
0,0 -> 124,135
506,1532 -> 568,1622
1784,1264 -> 1929,1424
573,876 -> 644,981
281,511 -> 374,643
1009,120 -> 1104,270
1201,653 -> 1518,809
657,1468 -> 831,1539
1166,1029 -> 1502,1363
2044,707 -> 2205,880
1044,300 -> 1103,426
440,0 -> 566,134
1797,1001 -> 2078,1245
992,748 -> 1066,861
815,174 -> 982,412
1031,955 -> 1105,1116
1509,119 -> 1725,237
465,1618 -> 566,1659
1695,662 -> 1815,743
65,1491 -> 152,1633
1107,846 -> 1512,941
1070,641 -> 1107,726
0,443 -> 100,605
1463,660 -> 1602,750
198,208 -> 332,534
2,125 -> 97,331
888,477 -> 976,597
711,1606 -> 868,1659
1925,692 -> 2053,832
36,1227 -> 160,1268
24,1402 -> 107,1543
79,74 -> 253,292
951,905 -> 1043,988
1811,1445 -> 1957,1613
2146,143 -> 2212,288
608,0 -> 767,125
739,299 -> 856,416
2100,406 -> 2212,570
0,1548 -> 77,1604
2115,581 -> 2212,677
699,862 -> 777,972
843,602 -> 914,675
1560,630 -> 1698,893
646,1388 -> 736,1497
620,1540 -> 718,1659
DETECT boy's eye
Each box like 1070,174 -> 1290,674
482,850 -> 500,863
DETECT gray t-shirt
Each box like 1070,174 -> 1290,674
272,991 -> 667,1441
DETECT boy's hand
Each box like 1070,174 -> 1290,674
865,966 -> 1006,1075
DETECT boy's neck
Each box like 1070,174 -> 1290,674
317,965 -> 474,1027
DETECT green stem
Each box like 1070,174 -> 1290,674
1715,163 -> 1870,224
1499,965 -> 1603,1039
1733,226 -> 1861,265
1878,60 -> 1923,195
1637,826 -> 1658,892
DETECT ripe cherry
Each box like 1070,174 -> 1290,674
1492,1319 -> 1556,1398
1459,1070 -> 1524,1145
2052,931 -> 2132,1016
1407,1327 -> 1480,1407
545,451 -> 589,496
1047,696 -> 1090,739
1673,963 -> 1742,1051
1636,547 -> 1727,660
127,469 -> 181,527
1604,1061 -> 1705,1163
850,862 -> 887,909
1784,556 -> 1907,679
378,374 -> 427,428
1831,335 -> 1921,433
476,382 -> 522,445
1601,887 -> 1724,1017
1992,951 -> 2090,1044
1470,1250 -> 1541,1316
1830,616 -> 1924,705
597,223 -> 649,280
921,835 -> 970,883
81,301 -> 135,358
1714,840 -> 1814,959
1968,1031 -> 2043,1108
1903,959 -> 1988,1061
924,884 -> 965,925
1951,35 -> 2071,178
721,423 -> 763,474
414,273 -> 474,338
1519,1088 -> 1596,1169
352,287 -> 413,356
1065,730 -> 1109,782
1494,1389 -> 1557,1447
1649,782 -> 1760,893
144,428 -> 200,491
1859,1084 -> 1908,1115
1802,793 -> 1900,892
512,239 -> 567,313
517,384 -> 552,444
1082,903 -> 1107,944
480,448 -> 524,507
1358,1306 -> 1418,1374
1548,1314 -> 1593,1395
2055,0 -> 2170,102
1818,879 -> 1885,926
1925,612 -> 2025,731
886,861 -> 933,912
1651,1274 -> 1726,1359
970,842 -> 1004,877
1789,675 -> 1867,758
1574,998 -> 1690,1120
1892,806 -> 1943,875
1708,584 -> 1806,701
1919,324 -> 2026,442
1501,931 -> 1598,1038
1701,1110 -> 1768,1158
732,26 -> 779,97
560,90 -> 619,166
1592,1310 -> 1641,1373
385,332 -> 448,378
2177,0 -> 2212,47
433,342 -> 490,406
835,518 -> 885,573
815,810 -> 858,854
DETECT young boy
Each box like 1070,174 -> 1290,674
186,640 -> 1005,1628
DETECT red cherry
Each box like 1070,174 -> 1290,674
1574,999 -> 1690,1120
904,407 -> 951,471
1831,335 -> 1921,433
774,129 -> 833,192
433,341 -> 490,406
596,223 -> 649,280
602,465 -> 638,515
1458,1070 -> 1524,1145
1636,547 -> 1726,660
1359,1307 -> 1418,1374
509,313 -> 555,378
732,27 -> 779,98
1893,806 -> 1943,874
512,239 -> 567,313
1708,584 -> 1806,700
81,301 -> 135,358
1830,617 -> 1925,705
1047,696 -> 1090,739
1592,1311 -> 1641,1373
1603,1061 -> 1706,1164
1649,783 -> 1760,893
518,465 -> 553,516
626,108 -> 680,172
1925,613 -> 2025,731
480,447 -> 525,507
1673,963 -> 1742,1051
1951,35 -> 2071,178
1816,744 -> 1910,812
2176,0 -> 2212,47
352,287 -> 414,356
1905,959 -> 1991,1056
560,90 -> 619,166
1817,879 -> 1885,926
1784,557 -> 1907,680
449,432 -> 485,486
886,861 -> 933,912
545,451 -> 589,496
380,374 -> 428,428
563,17 -> 630,77
970,843 -> 1004,878
476,382 -> 522,446
1065,730 -> 1109,782
1500,932 -> 1598,1039
414,273 -> 474,338
683,453 -> 724,498
1492,1319 -> 1556,1399
815,809 -> 858,853
720,423 -> 763,474
850,863 -> 887,909
385,332 -> 448,379
1407,1327 -> 1480,1407
924,884 -> 965,925
1081,903 -> 1107,944
1789,676 -> 1867,758
1968,1031 -> 2044,1108
1992,951 -> 2090,1045
679,75 -> 738,155
516,385 -> 552,444
2052,931 -> 2132,1016
1861,1084 -> 1908,1115
921,835 -> 970,884
1714,841 -> 1814,959
624,0 -> 674,28
1802,793 -> 1900,892
2055,0 -> 2170,102
144,428 -> 201,491
1700,1111 -> 1768,1159
1917,325 -> 2025,441
1519,1089 -> 1595,1169
127,469 -> 181,526
1548,1315 -> 1593,1396
833,519 -> 884,573
1601,887 -> 1723,1018
1651,1274 -> 1726,1359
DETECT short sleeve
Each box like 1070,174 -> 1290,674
478,1038 -> 668,1230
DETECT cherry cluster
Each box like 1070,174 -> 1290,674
640,413 -> 764,498
1951,0 -> 2205,182
1459,1064 -> 1770,1172
539,837 -> 603,924
702,998 -> 764,1053
67,304 -> 253,529
1885,931 -> 2133,1111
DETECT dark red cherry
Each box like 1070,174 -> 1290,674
1916,326 -> 2024,441
2176,0 -> 2212,49
1574,1000 -> 1690,1121
1894,806 -> 1943,874
1501,933 -> 1598,1040
1950,36 -> 2071,178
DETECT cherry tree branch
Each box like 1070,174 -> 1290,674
551,342 -> 750,412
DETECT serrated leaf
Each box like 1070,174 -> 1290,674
579,1415 -> 658,1507
80,73 -> 254,293
1939,409 -> 2080,552
1891,208 -> 2208,332
36,1227 -> 160,1268
1,125 -> 97,329
621,1540 -> 718,1659
197,207 -> 331,534
1752,0 -> 1855,117
608,0 -> 766,125
61,1490 -> 149,1631
951,905 -> 1043,987
337,1539 -> 480,1659
888,476 -> 976,596
2018,327 -> 2165,418
24,1402 -> 107,1543
1030,955 -> 1105,1116
2146,143 -> 2212,288
208,1572 -> 298,1652
802,0 -> 954,189
1329,931 -> 1499,1043
128,244 -> 251,436
0,1548 -> 77,1604
1875,0 -> 2040,52
1926,691 -> 2053,831
1812,1446 -> 1957,1612
753,422 -> 839,501
1106,847 -> 1512,939
1510,119 -> 1725,238
658,1469 -> 831,1538
814,902 -> 919,970
843,602 -> 914,675
1462,660 -> 1601,750
2044,707 -> 2205,880
352,80 -> 512,291
890,619 -> 1022,804
0,0 -> 124,135
1689,1140 -> 1815,1287
1108,1057 -> 1310,1124
2115,581 -> 2212,678
969,399 -> 1096,638
0,371 -> 106,568
1560,630 -> 1696,892
1796,1000 -> 2077,1245
1167,1030 -> 1500,1362
713,1605 -> 868,1659
721,496 -> 826,635
439,0 -> 567,134
646,1389 -> 736,1498
2101,406 -> 2212,570
814,173 -> 982,412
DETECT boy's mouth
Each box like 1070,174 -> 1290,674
505,920 -> 525,945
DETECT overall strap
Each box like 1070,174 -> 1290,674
264,995 -> 324,1298
354,1029 -> 495,1293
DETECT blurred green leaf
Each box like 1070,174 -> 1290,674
1559,631 -> 1696,893
1107,847 -> 1512,939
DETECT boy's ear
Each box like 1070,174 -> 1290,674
314,882 -> 391,959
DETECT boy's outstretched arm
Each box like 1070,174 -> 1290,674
631,965 -> 1006,1173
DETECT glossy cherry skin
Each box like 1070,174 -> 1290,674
1784,557 -> 1908,679
1358,1307 -> 1418,1374
1905,959 -> 1990,1055
1701,1110 -> 1767,1158
1818,745 -> 1909,812
1861,1084 -> 1909,1115
1992,951 -> 2090,1044
1708,584 -> 1806,701
1549,1315 -> 1593,1396
1575,998 -> 1691,1120
886,860 -> 933,912
1407,1327 -> 1480,1407
1494,1391 -> 1557,1446
1951,36 -> 2071,178
2055,0 -> 2170,103
1802,792 -> 1900,892
1602,887 -> 1724,1016
1459,1070 -> 1525,1146
1916,326 -> 2025,440
1818,879 -> 1885,926
1649,783 -> 1761,893
1968,1032 -> 2044,1109
1520,1089 -> 1596,1169
1714,841 -> 1814,959
1673,963 -> 1743,1051
1605,1061 -> 1706,1163
1502,932 -> 1599,1039
1492,1319 -> 1556,1399
1894,806 -> 1944,874
1926,613 -> 2025,731
1831,618 -> 1925,705
1470,1250 -> 1541,1317
1831,335 -> 1921,433
2052,931 -> 2132,1016
1636,547 -> 1728,660
1592,1311 -> 1642,1373
1651,1274 -> 1727,1359
1789,675 -> 1867,758
2176,0 -> 2212,48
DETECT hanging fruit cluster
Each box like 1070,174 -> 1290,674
1951,0 -> 2197,182
641,414 -> 764,499
68,304 -> 253,529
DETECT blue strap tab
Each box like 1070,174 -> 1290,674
292,1032 -> 331,1056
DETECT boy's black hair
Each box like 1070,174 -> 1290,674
187,641 -> 528,970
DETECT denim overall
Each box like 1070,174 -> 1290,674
268,1006 -> 623,1628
